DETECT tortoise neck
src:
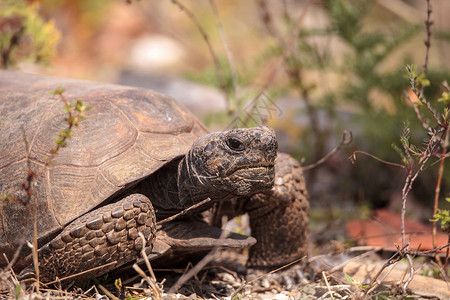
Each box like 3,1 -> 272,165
177,153 -> 226,211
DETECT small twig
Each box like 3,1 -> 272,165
422,0 -> 433,78
432,126 -> 449,266
329,247 -> 381,273
132,264 -> 160,299
409,242 -> 450,255
169,0 -> 226,98
403,90 -> 429,129
137,232 -> 158,289
243,0 -> 314,124
157,197 -> 211,225
209,0 -> 238,111
168,219 -> 229,293
44,261 -> 117,285
350,151 -> 405,169
230,256 -> 305,298
303,130 -> 352,171
322,271 -> 335,300
3,240 -> 25,276
257,0 -> 285,46
364,242 -> 410,295
400,137 -> 439,246
403,254 -> 415,292
98,284 -> 120,300
408,68 -> 441,125
131,232 -> 160,299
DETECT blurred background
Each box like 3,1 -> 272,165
2,0 -> 450,247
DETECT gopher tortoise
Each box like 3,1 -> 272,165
0,71 -> 309,283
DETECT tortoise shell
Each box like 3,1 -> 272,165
0,71 -> 208,265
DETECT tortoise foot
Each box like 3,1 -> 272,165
22,194 -> 156,283
246,153 -> 309,268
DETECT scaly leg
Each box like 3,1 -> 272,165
245,153 -> 309,267
21,194 -> 156,283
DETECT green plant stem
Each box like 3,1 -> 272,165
432,144 -> 447,264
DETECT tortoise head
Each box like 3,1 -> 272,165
178,125 -> 277,202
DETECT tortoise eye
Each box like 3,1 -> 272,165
227,137 -> 245,151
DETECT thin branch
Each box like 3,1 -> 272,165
322,272 -> 335,300
209,0 -> 238,110
44,261 -> 117,285
364,242 -> 410,295
243,0 -> 314,125
156,198 -> 211,225
303,130 -> 352,171
409,71 -> 441,125
132,232 -> 160,299
350,151 -> 406,169
138,232 -> 160,296
403,90 -> 429,129
168,220 -> 229,293
409,242 -> 450,255
169,0 -> 227,101
422,0 -> 433,77
403,254 -> 415,293
97,284 -> 120,300
432,126 -> 449,262
257,0 -> 285,46
230,256 -> 306,298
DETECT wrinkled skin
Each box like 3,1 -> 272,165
177,126 -> 277,206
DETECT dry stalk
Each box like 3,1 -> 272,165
230,256 -> 305,299
156,198 -> 211,225
303,130 -> 352,171
257,0 -> 285,46
132,264 -> 160,300
350,151 -> 405,169
432,126 -> 449,262
209,0 -> 238,111
98,284 -> 120,300
44,261 -> 117,285
137,232 -> 158,285
243,0 -> 314,125
364,242 -> 409,296
169,0 -> 226,101
422,0 -> 433,78
403,90 -> 429,129
132,232 -> 161,299
322,271 -> 335,300
329,247 -> 382,273
168,218 -> 230,293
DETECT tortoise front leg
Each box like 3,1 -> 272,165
245,153 -> 309,268
21,194 -> 156,283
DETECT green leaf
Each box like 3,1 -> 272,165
438,92 -> 450,103
15,284 -> 21,300
344,273 -> 354,285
